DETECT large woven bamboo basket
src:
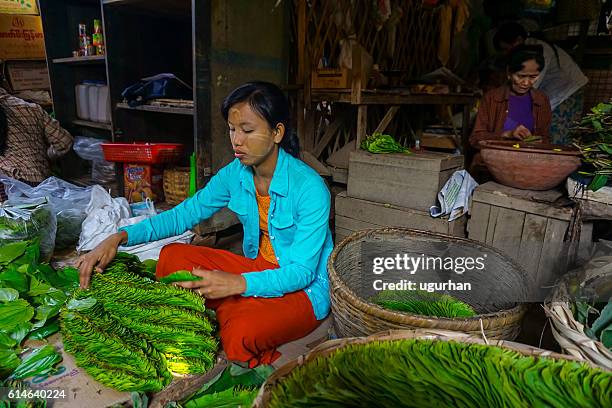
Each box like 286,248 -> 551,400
163,167 -> 190,205
328,228 -> 529,340
253,329 -> 609,407
544,253 -> 612,370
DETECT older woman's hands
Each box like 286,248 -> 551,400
75,231 -> 127,289
503,125 -> 532,141
176,268 -> 247,299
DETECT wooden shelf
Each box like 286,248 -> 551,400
311,89 -> 479,105
52,55 -> 106,65
72,119 -> 112,130
103,0 -> 190,15
116,102 -> 194,115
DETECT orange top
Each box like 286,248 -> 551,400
256,190 -> 278,265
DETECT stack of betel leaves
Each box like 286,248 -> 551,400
60,253 -> 218,392
265,338 -> 612,407
371,290 -> 477,318
0,235 -> 76,387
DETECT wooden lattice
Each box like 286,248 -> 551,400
300,0 -> 440,78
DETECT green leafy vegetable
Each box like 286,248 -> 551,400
159,270 -> 202,284
9,345 -> 62,380
371,290 -> 477,318
360,132 -> 411,154
0,300 -> 34,332
60,255 -> 218,392
267,339 -> 611,407
0,288 -> 19,302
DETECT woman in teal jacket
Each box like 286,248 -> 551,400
76,82 -> 333,367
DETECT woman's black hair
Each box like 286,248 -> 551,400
221,81 -> 300,158
0,104 -> 7,156
507,44 -> 545,74
494,21 -> 560,67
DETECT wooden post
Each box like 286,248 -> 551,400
356,105 -> 368,147
462,103 -> 470,166
297,0 -> 306,84
351,42 -> 362,105
373,106 -> 399,134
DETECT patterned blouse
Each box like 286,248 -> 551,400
0,88 -> 73,183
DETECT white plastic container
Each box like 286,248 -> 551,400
75,83 -> 91,120
87,83 -> 100,123
95,85 -> 110,123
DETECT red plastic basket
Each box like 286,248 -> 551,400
101,143 -> 184,164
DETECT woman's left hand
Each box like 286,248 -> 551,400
175,268 -> 247,299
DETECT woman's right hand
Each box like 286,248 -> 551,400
75,231 -> 127,289
503,125 -> 532,141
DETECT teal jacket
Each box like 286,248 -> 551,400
120,148 -> 332,320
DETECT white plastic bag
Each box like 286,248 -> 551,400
77,185 -> 131,252
0,176 -> 92,250
78,186 -> 193,259
118,215 -> 193,261
73,136 -> 115,184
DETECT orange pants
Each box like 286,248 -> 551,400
156,243 -> 320,367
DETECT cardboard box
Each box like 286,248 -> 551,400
23,334 -> 131,408
335,191 -> 466,243
123,163 -> 164,203
311,68 -> 350,89
347,150 -> 464,211
0,0 -> 38,15
0,14 -> 45,60
5,60 -> 49,91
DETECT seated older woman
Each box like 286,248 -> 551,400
469,45 -> 552,180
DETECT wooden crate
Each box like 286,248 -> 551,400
467,182 -> 593,294
335,191 -> 466,243
347,150 -> 463,211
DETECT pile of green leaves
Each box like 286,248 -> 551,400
60,253 -> 218,392
0,238 -> 77,384
168,363 -> 273,408
573,300 -> 612,352
0,201 -> 56,262
360,132 -> 411,154
572,101 -> 612,191
268,338 -> 611,407
371,290 -> 477,318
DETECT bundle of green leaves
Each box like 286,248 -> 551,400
60,253 -> 218,392
0,238 -> 77,386
572,101 -> 612,191
371,290 -> 477,318
268,339 -> 611,407
360,132 -> 411,154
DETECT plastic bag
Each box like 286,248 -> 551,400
78,186 -> 193,259
118,215 -> 193,261
0,176 -> 92,251
77,185 -> 131,252
0,198 -> 57,262
73,136 -> 116,185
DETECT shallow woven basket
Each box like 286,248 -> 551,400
544,254 -> 612,370
328,228 -> 529,340
253,329 -> 607,407
163,167 -> 190,205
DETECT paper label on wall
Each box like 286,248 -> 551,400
0,0 -> 39,15
0,14 -> 45,60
